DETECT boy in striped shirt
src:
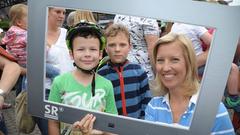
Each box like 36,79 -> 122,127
98,24 -> 152,119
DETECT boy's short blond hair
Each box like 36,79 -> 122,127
9,4 -> 27,26
104,24 -> 130,43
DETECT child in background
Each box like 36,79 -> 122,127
98,24 -> 151,119
1,4 -> 60,92
1,4 -> 28,70
48,20 -> 117,135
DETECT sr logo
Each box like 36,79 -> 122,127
44,104 -> 59,120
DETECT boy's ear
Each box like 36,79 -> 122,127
99,51 -> 103,60
104,47 -> 108,54
69,50 -> 74,60
16,19 -> 22,27
129,43 -> 132,49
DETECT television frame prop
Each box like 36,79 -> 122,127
27,0 -> 240,134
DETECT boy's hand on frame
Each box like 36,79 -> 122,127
73,114 -> 96,135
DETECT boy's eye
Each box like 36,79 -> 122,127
108,43 -> 115,47
120,43 -> 127,47
77,48 -> 84,51
90,48 -> 97,51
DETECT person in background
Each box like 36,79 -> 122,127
66,11 -> 76,28
114,15 -> 159,95
66,10 -> 96,28
2,4 -> 61,96
2,4 -> 63,135
1,4 -> 28,95
0,24 -> 22,109
46,7 -> 74,100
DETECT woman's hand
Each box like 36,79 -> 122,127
73,114 -> 96,135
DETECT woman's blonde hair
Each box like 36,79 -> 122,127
153,33 -> 200,96
9,4 -> 27,26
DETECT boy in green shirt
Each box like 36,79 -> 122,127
48,20 -> 117,135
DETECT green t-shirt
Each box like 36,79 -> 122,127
49,72 -> 117,135
48,72 -> 117,114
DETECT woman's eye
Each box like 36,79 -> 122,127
157,59 -> 164,63
172,58 -> 179,63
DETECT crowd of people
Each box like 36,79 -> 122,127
0,1 -> 239,135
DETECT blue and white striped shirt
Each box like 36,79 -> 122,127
145,93 -> 235,135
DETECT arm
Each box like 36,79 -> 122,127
139,70 -> 152,118
145,34 -> 159,72
196,50 -> 209,67
48,120 -> 60,135
48,77 -> 62,135
0,56 -> 21,109
105,81 -> 118,115
20,67 -> 27,75
233,37 -> 240,64
197,31 -> 212,67
211,103 -> 234,134
48,76 -> 62,103
143,19 -> 160,73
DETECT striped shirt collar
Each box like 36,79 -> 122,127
162,91 -> 199,111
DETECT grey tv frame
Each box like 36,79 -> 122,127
27,0 -> 240,134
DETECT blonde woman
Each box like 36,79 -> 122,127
145,33 -> 234,134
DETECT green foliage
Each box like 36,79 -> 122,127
0,20 -> 10,31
